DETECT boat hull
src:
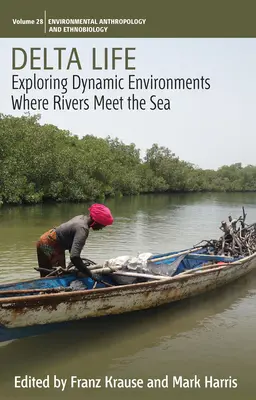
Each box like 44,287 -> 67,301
0,252 -> 255,335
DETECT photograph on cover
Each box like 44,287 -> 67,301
0,37 -> 255,400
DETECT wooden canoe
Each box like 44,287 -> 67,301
0,246 -> 255,342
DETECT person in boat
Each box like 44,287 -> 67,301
36,203 -> 114,278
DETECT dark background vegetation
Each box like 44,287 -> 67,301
0,113 -> 255,205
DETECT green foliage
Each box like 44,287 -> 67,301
0,113 -> 255,205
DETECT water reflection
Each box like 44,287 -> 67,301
1,193 -> 256,281
1,193 -> 256,400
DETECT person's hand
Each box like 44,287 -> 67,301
91,273 -> 113,288
91,273 -> 102,283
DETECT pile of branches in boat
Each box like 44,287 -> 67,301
195,207 -> 256,258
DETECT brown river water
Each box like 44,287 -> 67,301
0,193 -> 256,400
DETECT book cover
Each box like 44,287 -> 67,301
0,1 -> 255,399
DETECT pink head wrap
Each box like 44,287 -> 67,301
89,204 -> 114,226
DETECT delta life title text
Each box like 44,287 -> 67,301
11,47 -> 172,112
11,47 -> 211,112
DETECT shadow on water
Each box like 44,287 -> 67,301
0,270 -> 255,384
